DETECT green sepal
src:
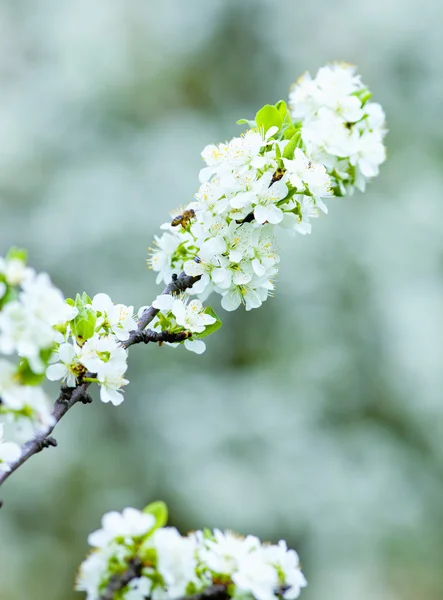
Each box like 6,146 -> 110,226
351,88 -> 373,106
255,105 -> 283,133
282,131 -> 302,159
6,247 -> 27,263
143,501 -> 168,529
156,311 -> 171,330
193,307 -> 222,339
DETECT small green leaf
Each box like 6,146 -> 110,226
194,307 -> 222,339
16,350 -> 52,386
6,247 -> 27,263
255,105 -> 283,133
143,501 -> 168,528
66,298 -> 75,307
236,118 -> 256,128
275,100 -> 293,128
0,286 -> 17,308
283,131 -> 302,159
71,308 -> 97,342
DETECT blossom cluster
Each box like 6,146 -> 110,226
0,249 -> 78,471
77,502 -> 307,600
289,62 -> 387,195
46,292 -> 138,406
148,63 -> 386,328
0,245 -> 223,473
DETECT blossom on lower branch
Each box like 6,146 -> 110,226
76,502 -> 307,600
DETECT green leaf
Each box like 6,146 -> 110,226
71,306 -> 97,342
143,501 -> 168,528
236,118 -> 256,128
283,131 -> 302,159
0,285 -> 17,309
16,359 -> 46,385
275,100 -> 293,128
16,349 -> 53,386
255,105 -> 283,133
194,307 -> 222,339
6,247 -> 27,263
66,298 -> 75,307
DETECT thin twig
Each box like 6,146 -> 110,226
0,380 -> 91,487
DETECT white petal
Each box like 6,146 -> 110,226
184,339 -> 206,354
46,363 -> 67,382
221,289 -> 242,311
152,295 -> 174,311
92,293 -> 113,313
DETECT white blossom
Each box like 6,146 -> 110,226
78,507 -> 308,600
289,63 -> 387,194
91,293 -> 137,342
97,361 -> 129,406
148,527 -> 199,598
0,256 -> 33,286
0,423 -> 21,472
88,508 -> 155,548
79,335 -> 128,377
46,342 -> 81,387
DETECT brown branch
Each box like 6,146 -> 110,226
0,380 -> 92,487
99,565 -> 227,600
124,328 -> 192,348
0,268 -> 200,491
137,270 -> 201,330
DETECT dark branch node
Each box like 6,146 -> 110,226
81,393 -> 93,405
37,436 -> 58,452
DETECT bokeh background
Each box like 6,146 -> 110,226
1,1 -> 443,599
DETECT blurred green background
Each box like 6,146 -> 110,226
1,1 -> 443,598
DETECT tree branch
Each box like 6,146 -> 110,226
0,268 -> 200,491
137,270 -> 201,330
99,565 -> 228,600
0,380 -> 92,487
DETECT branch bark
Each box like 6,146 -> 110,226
0,268 -> 201,490
99,570 -> 227,600
137,270 -> 200,330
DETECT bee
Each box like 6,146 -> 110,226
270,168 -> 285,186
171,209 -> 196,228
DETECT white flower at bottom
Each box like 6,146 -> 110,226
0,424 -> 21,472
88,508 -> 155,548
200,529 -> 260,574
148,527 -> 198,598
233,553 -> 278,600
97,362 -> 129,406
124,577 -> 153,600
262,541 -> 307,600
